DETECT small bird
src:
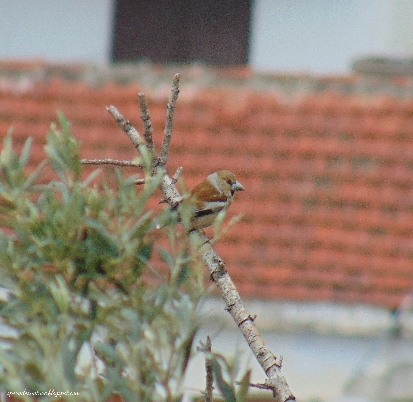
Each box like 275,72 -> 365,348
185,170 -> 244,230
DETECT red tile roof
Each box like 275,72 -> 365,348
2,61 -> 413,308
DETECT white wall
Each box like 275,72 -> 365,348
1,0 -> 413,73
186,324 -> 379,402
388,0 -> 413,53
250,0 -> 413,74
184,297 -> 413,402
0,0 -> 114,63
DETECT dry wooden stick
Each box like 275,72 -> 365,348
106,105 -> 145,153
196,231 -> 295,401
137,93 -> 156,159
171,166 -> 183,184
198,336 -> 213,402
80,158 -> 143,168
159,73 -> 180,166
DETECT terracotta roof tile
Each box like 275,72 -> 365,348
3,64 -> 413,308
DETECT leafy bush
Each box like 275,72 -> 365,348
0,116 -> 206,401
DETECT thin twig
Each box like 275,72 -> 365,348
106,105 -> 145,153
198,336 -> 213,402
248,382 -> 275,390
172,166 -> 183,184
159,73 -> 180,166
138,93 -> 156,159
81,158 -> 143,168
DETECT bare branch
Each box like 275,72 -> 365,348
138,93 -> 156,159
160,173 -> 183,208
106,105 -> 145,153
248,382 -> 274,390
195,231 -> 295,402
172,166 -> 183,184
197,336 -> 213,402
81,158 -> 143,168
159,73 -> 180,166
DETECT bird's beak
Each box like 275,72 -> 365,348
232,181 -> 244,192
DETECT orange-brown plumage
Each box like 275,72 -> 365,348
187,170 -> 244,229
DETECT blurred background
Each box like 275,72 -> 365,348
2,1 -> 413,401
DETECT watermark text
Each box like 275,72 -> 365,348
7,389 -> 79,398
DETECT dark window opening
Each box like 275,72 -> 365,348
112,0 -> 252,65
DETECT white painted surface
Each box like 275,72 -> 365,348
181,297 -> 413,401
185,325 -> 379,401
0,0 -> 114,63
250,0 -> 413,73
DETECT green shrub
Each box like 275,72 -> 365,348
0,116 -> 205,401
